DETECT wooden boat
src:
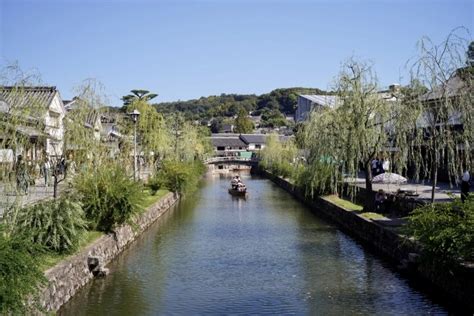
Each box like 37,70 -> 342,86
228,187 -> 247,197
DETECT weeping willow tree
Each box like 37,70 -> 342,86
125,98 -> 171,166
0,64 -> 48,203
260,133 -> 298,179
166,112 -> 212,162
300,60 -> 410,206
0,64 -> 52,314
403,30 -> 474,202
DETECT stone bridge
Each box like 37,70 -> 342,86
204,156 -> 259,165
204,156 -> 259,173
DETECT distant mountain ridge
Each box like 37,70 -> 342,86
153,87 -> 332,120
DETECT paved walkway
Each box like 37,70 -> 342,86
347,175 -> 462,202
0,168 -> 153,217
0,180 -> 66,217
345,174 -> 467,230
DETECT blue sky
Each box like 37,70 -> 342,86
1,0 -> 472,105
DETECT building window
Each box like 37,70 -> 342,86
255,144 -> 261,149
217,146 -> 225,151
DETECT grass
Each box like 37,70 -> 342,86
359,212 -> 388,220
323,195 -> 363,211
140,189 -> 170,208
39,230 -> 103,271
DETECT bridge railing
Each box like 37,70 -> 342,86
204,156 -> 259,164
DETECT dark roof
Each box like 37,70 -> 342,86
210,136 -> 247,148
420,71 -> 471,102
239,134 -> 267,144
63,99 -> 76,108
240,134 -> 292,144
0,86 -> 59,112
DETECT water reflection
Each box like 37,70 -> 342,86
60,174 -> 447,315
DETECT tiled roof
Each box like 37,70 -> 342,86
419,75 -> 469,102
0,86 -> 59,112
211,136 -> 247,148
239,134 -> 266,144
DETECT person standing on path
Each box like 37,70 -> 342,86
382,158 -> 390,173
371,157 -> 379,176
461,170 -> 471,203
15,155 -> 29,195
42,157 -> 51,187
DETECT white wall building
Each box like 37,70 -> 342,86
0,86 -> 66,161
294,95 -> 339,122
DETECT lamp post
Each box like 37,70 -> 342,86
129,109 -> 140,181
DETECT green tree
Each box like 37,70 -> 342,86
210,118 -> 223,133
122,89 -> 158,106
405,30 -> 474,201
467,41 -> 474,66
234,109 -> 254,133
260,109 -> 287,128
260,134 -> 298,179
301,60 -> 402,206
126,99 -> 171,162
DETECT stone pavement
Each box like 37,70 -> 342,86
0,179 -> 66,217
347,175 -> 461,202
0,168 -> 153,218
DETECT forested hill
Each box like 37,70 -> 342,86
153,87 -> 331,120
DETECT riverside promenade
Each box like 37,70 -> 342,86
0,166 -> 154,217
347,175 -> 462,202
0,181 -> 66,217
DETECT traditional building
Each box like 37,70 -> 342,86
210,133 -> 292,157
210,134 -> 248,157
0,86 -> 66,163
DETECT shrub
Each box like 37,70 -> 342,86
153,160 -> 205,194
405,196 -> 474,263
74,162 -> 144,232
6,197 -> 86,254
147,176 -> 162,195
0,225 -> 46,314
295,160 -> 338,198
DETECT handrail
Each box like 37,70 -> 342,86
204,156 -> 259,164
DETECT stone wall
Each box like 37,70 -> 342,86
38,192 -> 179,313
260,170 -> 474,312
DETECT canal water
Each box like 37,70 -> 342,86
59,174 -> 447,315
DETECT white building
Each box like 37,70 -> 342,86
294,95 -> 339,122
0,86 -> 66,161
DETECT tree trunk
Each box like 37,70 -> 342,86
365,161 -> 373,210
431,155 -> 437,203
53,175 -> 58,199
430,137 -> 438,203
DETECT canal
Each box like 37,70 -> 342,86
59,173 -> 447,315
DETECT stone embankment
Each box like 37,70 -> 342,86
259,169 -> 474,313
38,192 -> 179,313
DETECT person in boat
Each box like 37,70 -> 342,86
237,182 -> 246,192
231,176 -> 239,189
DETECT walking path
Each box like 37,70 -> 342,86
345,174 -> 466,230
347,175 -> 461,202
0,168 -> 153,217
0,180 -> 66,217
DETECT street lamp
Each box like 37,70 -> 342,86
129,109 -> 140,181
